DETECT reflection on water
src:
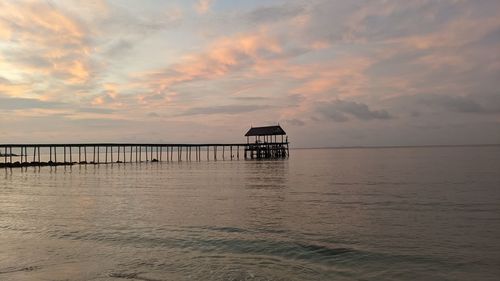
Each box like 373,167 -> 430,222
1,147 -> 500,280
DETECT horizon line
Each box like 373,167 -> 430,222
292,143 -> 500,150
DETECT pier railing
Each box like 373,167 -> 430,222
0,142 -> 289,167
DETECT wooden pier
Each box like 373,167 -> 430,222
0,126 -> 289,168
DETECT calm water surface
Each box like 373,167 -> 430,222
1,147 -> 499,280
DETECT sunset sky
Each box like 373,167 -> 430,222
0,0 -> 499,147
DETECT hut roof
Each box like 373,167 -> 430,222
245,125 -> 286,136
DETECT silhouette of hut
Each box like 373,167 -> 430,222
245,125 -> 287,143
244,125 -> 289,158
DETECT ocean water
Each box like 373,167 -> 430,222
1,146 -> 499,281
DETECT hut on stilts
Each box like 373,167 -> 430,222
244,125 -> 289,159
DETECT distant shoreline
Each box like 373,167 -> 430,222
292,144 -> 500,150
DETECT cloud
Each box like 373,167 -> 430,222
139,29 -> 283,95
420,94 -> 500,114
104,39 -> 134,57
87,83 -> 129,109
69,118 -> 132,128
0,1 -> 92,85
0,96 -> 65,110
232,96 -> 270,101
247,3 -> 306,24
77,107 -> 115,114
317,100 -> 393,122
0,1 -> 183,104
0,95 -> 118,117
317,108 -> 350,122
346,1 -> 460,42
301,0 -> 500,47
1,0 -> 499,146
98,2 -> 183,34
475,26 -> 500,46
292,57 -> 372,97
284,118 -> 306,126
194,0 -> 214,15
177,105 -> 272,116
0,77 -> 31,98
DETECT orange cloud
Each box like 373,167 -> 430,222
0,23 -> 10,39
292,57 -> 372,97
0,80 -> 31,98
140,29 -> 283,96
0,1 -> 92,85
66,60 -> 91,84
89,83 -> 128,109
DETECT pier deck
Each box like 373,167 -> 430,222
0,142 -> 289,168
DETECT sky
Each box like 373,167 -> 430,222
0,0 -> 499,147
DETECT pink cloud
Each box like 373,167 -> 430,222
291,57 -> 372,97
139,29 -> 283,97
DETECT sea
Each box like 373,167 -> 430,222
1,146 -> 499,281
